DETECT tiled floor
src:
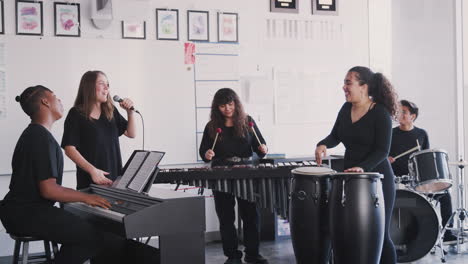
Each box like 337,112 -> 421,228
206,237 -> 468,264
1,237 -> 467,263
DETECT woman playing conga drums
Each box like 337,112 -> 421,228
315,66 -> 398,264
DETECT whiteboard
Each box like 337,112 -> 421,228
0,37 -> 195,174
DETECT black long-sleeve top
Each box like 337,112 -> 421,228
199,116 -> 266,165
389,126 -> 429,176
318,102 -> 393,172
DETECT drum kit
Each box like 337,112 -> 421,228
289,148 -> 468,264
391,149 -> 468,263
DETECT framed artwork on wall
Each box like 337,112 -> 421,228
122,21 -> 146,39
217,12 -> 238,43
187,10 -> 209,42
16,0 -> 43,36
270,0 -> 299,14
312,0 -> 339,15
156,9 -> 179,40
0,1 -> 4,34
54,2 -> 81,37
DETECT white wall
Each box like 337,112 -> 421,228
369,0 -> 392,76
392,0 -> 458,159
237,0 -> 369,156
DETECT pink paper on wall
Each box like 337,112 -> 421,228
184,42 -> 195,64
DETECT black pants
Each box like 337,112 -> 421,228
432,192 -> 454,228
0,203 -> 125,264
375,162 -> 397,264
213,191 -> 261,259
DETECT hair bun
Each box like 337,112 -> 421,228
15,96 -> 21,102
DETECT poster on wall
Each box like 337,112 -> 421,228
16,0 -> 43,36
156,9 -> 179,41
54,2 -> 81,37
217,12 -> 238,43
187,10 -> 209,42
184,42 -> 195,64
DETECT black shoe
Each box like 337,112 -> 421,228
244,254 -> 268,264
225,257 -> 243,264
443,232 -> 458,244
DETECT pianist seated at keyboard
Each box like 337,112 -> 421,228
0,86 -> 127,264
199,88 -> 269,264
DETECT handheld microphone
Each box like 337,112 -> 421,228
113,94 -> 145,150
113,95 -> 139,113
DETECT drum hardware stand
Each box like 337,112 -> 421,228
444,159 -> 468,254
427,194 -> 448,263
431,234 -> 447,262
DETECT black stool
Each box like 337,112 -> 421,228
9,234 -> 59,264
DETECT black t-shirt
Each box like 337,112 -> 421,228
389,126 -> 429,176
61,107 -> 128,189
199,116 -> 266,165
2,124 -> 63,206
318,102 -> 393,172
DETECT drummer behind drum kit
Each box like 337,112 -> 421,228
390,149 -> 468,263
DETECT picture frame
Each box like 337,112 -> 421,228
156,9 -> 179,41
312,0 -> 339,16
121,21 -> 146,39
54,2 -> 80,37
187,10 -> 209,42
0,1 -> 4,34
270,0 -> 299,14
217,12 -> 238,43
16,0 -> 43,36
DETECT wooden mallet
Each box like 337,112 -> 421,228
211,128 -> 222,150
249,122 -> 262,145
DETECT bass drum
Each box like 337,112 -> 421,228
390,189 -> 439,263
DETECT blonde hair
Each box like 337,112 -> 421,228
74,70 -> 114,121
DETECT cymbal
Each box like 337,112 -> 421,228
449,161 -> 468,166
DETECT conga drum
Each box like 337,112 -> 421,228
330,172 -> 385,264
290,167 -> 335,264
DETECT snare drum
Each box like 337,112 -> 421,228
290,167 -> 335,264
408,149 -> 452,193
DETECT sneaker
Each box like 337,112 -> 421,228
443,232 -> 458,244
225,257 -> 243,264
244,254 -> 269,264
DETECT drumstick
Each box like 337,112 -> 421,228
416,139 -> 421,151
394,146 -> 420,160
211,128 -> 222,150
249,122 -> 262,146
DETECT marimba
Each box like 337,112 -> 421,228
155,160 -> 318,218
